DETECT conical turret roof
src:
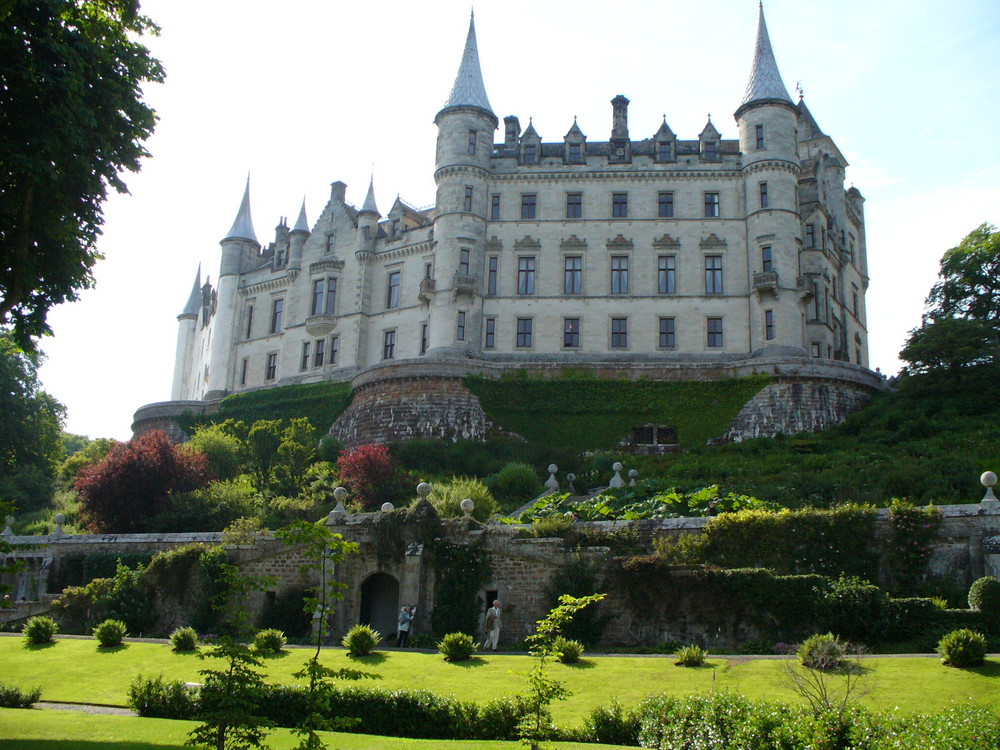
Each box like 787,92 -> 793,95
292,198 -> 310,233
360,176 -> 380,216
180,264 -> 201,318
440,12 -> 493,115
739,4 -> 792,108
223,177 -> 258,243
797,97 -> 825,139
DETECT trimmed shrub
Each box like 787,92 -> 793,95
127,675 -> 198,718
92,618 -> 127,647
937,628 -> 988,667
578,700 -> 641,746
252,628 -> 286,654
438,631 -> 477,662
170,626 -> 198,652
798,632 -> 845,670
22,616 -> 58,644
674,644 -> 707,667
0,682 -> 42,708
342,623 -> 381,657
969,576 -> 1000,621
553,635 -> 584,663
427,477 -> 499,522
493,462 -> 543,508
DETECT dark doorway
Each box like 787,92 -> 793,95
359,572 -> 400,642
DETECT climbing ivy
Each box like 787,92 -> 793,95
428,538 -> 492,638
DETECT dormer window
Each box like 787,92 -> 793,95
568,142 -> 582,162
704,141 -> 718,160
657,141 -> 673,161
391,219 -> 400,237
523,144 -> 538,163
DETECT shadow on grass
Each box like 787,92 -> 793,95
962,661 -> 1000,677
23,641 -> 57,652
96,644 -> 129,654
3,743 -> 176,750
349,652 -> 387,666
563,659 -> 597,669
168,648 -> 201,658
257,650 -> 291,660
446,656 -> 488,668
672,662 -> 718,671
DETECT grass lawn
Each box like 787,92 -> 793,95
0,709 -> 636,750
2,636 -> 998,726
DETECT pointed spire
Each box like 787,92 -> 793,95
440,12 -> 493,115
360,175 -> 380,216
797,97 -> 825,139
292,198 -> 310,233
522,118 -> 539,139
655,114 -> 675,139
564,117 -> 585,139
699,116 -> 721,140
739,3 -> 792,108
223,176 -> 258,243
180,264 -> 202,318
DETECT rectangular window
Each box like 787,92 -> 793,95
658,255 -> 676,294
270,299 -> 284,333
761,246 -> 773,273
265,352 -> 278,380
326,233 -> 336,253
811,342 -> 821,358
856,347 -> 862,365
657,141 -> 672,161
611,317 -> 628,348
382,330 -> 396,360
659,317 -> 676,348
245,305 -> 254,339
658,192 -> 674,218
459,248 -> 470,275
765,310 -> 775,340
386,270 -> 401,309
563,318 -> 580,348
314,338 -> 325,367
490,194 -> 501,220
463,185 -> 473,212
517,256 -> 536,295
324,278 -> 337,315
521,193 -> 537,219
424,262 -> 433,279
568,142 -> 582,161
362,226 -> 370,242
612,192 -> 628,218
564,256 -> 582,294
566,192 -> 582,219
704,141 -> 717,159
312,279 -> 325,315
523,144 -> 537,163
456,311 -> 466,341
806,224 -> 816,248
487,256 -> 498,295
759,182 -> 769,209
852,286 -> 860,318
330,335 -> 339,364
391,219 -> 400,237
755,124 -> 765,150
240,357 -> 249,385
483,318 -> 497,349
704,192 -> 720,217
484,318 -> 496,349
420,323 -> 429,355
300,342 -> 311,371
705,255 -> 723,294
468,129 -> 477,155
516,318 -> 533,347
611,255 -> 629,294
707,317 -> 723,348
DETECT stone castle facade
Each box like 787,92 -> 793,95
143,7 -> 879,445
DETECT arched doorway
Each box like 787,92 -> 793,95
359,572 -> 400,642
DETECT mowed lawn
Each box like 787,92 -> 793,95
2,636 -> 999,725
0,709 -> 637,750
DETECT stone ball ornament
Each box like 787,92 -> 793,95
54,513 -> 66,525
333,486 -> 348,502
983,471 -> 998,489
460,498 -> 475,515
417,482 -> 432,498
381,502 -> 395,512
548,464 -> 558,474
612,461 -> 623,472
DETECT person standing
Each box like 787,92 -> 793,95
484,599 -> 501,650
396,605 -> 413,647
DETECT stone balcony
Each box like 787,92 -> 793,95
418,277 -> 436,303
305,314 -> 337,336
752,270 -> 779,299
452,273 -> 479,298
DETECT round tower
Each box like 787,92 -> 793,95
287,199 -> 310,272
734,4 -> 804,356
170,265 -> 202,400
428,12 -> 498,355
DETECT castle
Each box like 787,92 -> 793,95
139,6 -> 880,446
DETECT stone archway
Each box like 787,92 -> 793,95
359,572 -> 400,642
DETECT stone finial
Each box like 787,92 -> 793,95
460,498 -> 475,516
566,473 -> 577,494
982,471 -> 999,513
53,513 -> 66,536
628,469 -> 639,487
609,462 -> 625,488
380,502 -> 395,512
327,487 -> 350,525
545,464 -> 560,492
1,516 -> 13,537
417,482 -> 432,498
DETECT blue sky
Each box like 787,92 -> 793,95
37,0 -> 1000,439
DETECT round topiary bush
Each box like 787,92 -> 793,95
937,628 -> 987,667
22,616 -> 58,645
170,626 -> 199,652
252,628 -> 287,654
93,619 -> 128,648
342,624 -> 381,657
554,635 -> 584,664
797,633 -> 845,671
969,576 -> 1000,621
494,462 -> 543,508
674,644 -> 707,667
438,631 -> 477,662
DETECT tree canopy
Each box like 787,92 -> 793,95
0,0 -> 164,347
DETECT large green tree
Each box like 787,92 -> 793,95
0,0 -> 164,347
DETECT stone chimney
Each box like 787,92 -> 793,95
504,115 -> 521,150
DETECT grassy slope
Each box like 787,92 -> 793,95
0,709 -> 634,750
3,638 -> 998,725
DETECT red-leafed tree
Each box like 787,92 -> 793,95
336,443 -> 406,510
76,430 -> 212,532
